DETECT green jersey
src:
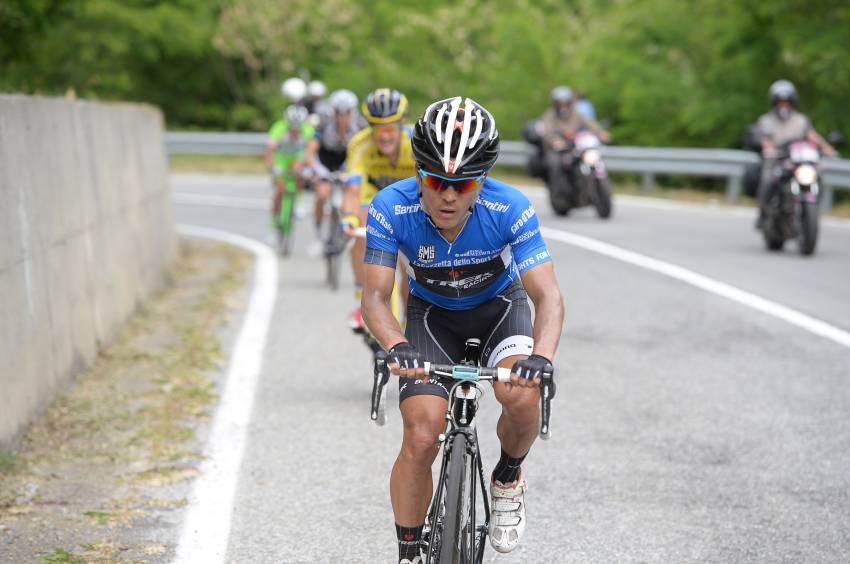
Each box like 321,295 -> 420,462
266,120 -> 314,171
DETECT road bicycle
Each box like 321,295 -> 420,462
322,171 -> 349,289
371,338 -> 555,563
273,171 -> 298,257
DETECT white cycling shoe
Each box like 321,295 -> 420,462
488,475 -> 527,553
399,557 -> 422,564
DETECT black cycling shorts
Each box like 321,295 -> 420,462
399,279 -> 534,404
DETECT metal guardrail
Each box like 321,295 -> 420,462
167,132 -> 850,210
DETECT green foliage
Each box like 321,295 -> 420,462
2,0 -> 848,145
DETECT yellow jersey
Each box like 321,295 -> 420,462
346,126 -> 417,206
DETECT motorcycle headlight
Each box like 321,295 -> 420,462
794,164 -> 817,186
582,149 -> 601,166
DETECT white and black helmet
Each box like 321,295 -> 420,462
285,104 -> 309,127
328,89 -> 358,113
412,96 -> 500,177
768,79 -> 798,107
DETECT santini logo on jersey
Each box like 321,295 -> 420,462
477,197 -> 510,213
510,205 -> 536,235
394,203 -> 421,215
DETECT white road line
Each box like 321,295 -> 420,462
173,225 -> 278,564
514,183 -> 850,228
541,226 -> 850,349
173,192 -> 268,210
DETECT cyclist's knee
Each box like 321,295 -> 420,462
400,423 -> 442,466
400,398 -> 445,466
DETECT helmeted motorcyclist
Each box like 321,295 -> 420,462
541,86 -> 610,202
755,79 -> 837,229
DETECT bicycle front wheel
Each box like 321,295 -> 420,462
439,433 -> 473,564
325,206 -> 343,289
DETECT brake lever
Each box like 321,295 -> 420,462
371,350 -> 390,425
539,363 -> 555,440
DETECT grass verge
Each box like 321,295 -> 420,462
0,238 -> 250,563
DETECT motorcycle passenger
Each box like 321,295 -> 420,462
542,86 -> 610,203
574,90 -> 597,120
304,89 -> 366,252
264,105 -> 314,224
361,96 -> 565,563
755,79 -> 837,229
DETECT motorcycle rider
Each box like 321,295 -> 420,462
542,86 -> 610,203
755,79 -> 837,229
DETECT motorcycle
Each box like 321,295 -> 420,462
761,139 -> 821,255
523,120 -> 612,218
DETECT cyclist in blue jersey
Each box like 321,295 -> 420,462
362,97 -> 565,563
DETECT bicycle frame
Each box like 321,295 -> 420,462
424,380 -> 490,563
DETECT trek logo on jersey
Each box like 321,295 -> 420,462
417,244 -> 436,262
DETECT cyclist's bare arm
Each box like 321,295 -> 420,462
362,263 -> 407,351
305,138 -> 320,168
263,145 -> 275,170
520,262 -> 565,362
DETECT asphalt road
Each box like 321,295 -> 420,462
172,173 -> 850,563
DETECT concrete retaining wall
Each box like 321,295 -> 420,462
0,95 -> 176,447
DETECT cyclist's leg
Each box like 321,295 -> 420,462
314,179 -> 331,231
480,280 -> 537,553
390,294 -> 462,560
392,395 -> 447,526
272,178 -> 285,222
483,281 -> 538,457
292,160 -> 304,191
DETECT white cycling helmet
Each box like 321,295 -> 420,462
328,89 -> 358,113
281,77 -> 307,102
284,105 -> 309,128
308,80 -> 327,98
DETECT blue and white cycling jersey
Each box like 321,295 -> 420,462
364,176 -> 551,310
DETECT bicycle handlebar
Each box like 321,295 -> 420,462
370,353 -> 556,439
423,362 -> 512,383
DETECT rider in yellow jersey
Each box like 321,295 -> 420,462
341,88 -> 417,331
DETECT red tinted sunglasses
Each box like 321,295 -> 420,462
417,168 -> 485,194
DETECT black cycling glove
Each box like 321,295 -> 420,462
388,342 -> 423,371
511,354 -> 552,380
